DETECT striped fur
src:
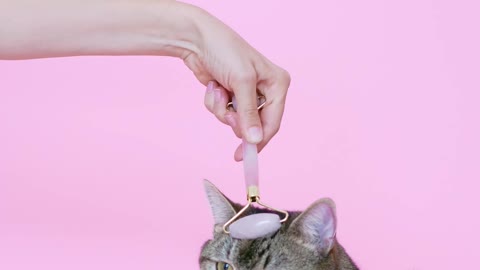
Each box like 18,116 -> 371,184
200,180 -> 359,270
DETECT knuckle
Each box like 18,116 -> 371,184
232,69 -> 256,85
267,125 -> 280,138
273,125 -> 280,135
268,121 -> 282,137
272,124 -> 281,135
243,107 -> 260,120
279,69 -> 291,87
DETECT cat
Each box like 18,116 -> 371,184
199,180 -> 359,270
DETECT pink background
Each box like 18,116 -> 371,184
1,0 -> 479,269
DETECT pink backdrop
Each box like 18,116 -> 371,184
1,0 -> 479,269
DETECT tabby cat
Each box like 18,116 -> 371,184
199,180 -> 359,270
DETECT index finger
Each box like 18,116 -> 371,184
232,76 -> 264,144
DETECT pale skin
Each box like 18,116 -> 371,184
0,0 -> 290,161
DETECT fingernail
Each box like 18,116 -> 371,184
235,154 -> 243,162
247,126 -> 263,144
234,146 -> 243,161
225,114 -> 236,127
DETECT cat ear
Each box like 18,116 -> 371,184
203,180 -> 236,226
289,198 -> 337,256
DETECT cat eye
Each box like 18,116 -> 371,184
216,262 -> 233,270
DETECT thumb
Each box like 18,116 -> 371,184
233,80 -> 263,144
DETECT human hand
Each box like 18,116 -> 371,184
0,0 -> 290,163
180,4 -> 291,161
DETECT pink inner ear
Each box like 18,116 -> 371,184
302,203 -> 336,243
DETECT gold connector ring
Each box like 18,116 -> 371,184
226,95 -> 266,112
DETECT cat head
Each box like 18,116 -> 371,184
199,180 -> 357,270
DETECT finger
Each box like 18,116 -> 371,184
257,99 -> 284,151
204,80 -> 217,113
234,143 -> 243,161
231,74 -> 263,144
225,112 -> 242,138
255,73 -> 290,153
212,85 -> 230,125
233,98 -> 284,162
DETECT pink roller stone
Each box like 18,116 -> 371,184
230,213 -> 281,239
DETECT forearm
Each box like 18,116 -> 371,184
0,0 -> 203,60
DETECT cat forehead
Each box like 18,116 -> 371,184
203,232 -> 320,270
218,229 -> 293,256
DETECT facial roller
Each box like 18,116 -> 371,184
224,95 -> 289,240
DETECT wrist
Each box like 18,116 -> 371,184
149,1 -> 204,58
